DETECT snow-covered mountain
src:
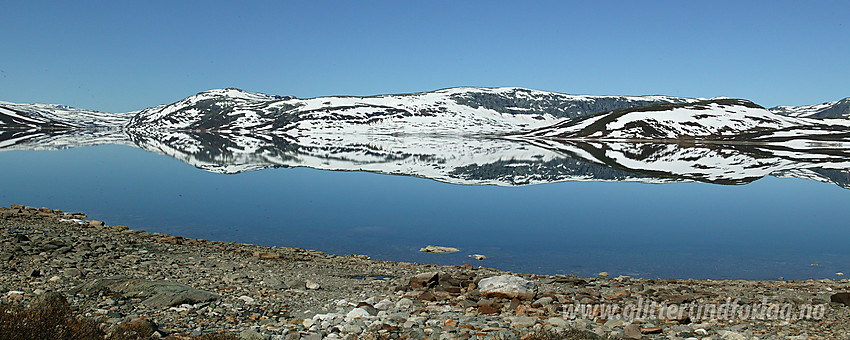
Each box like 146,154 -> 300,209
0,101 -> 131,128
519,99 -> 850,141
125,87 -> 699,135
3,87 -> 850,189
770,97 -> 850,118
0,105 -> 75,130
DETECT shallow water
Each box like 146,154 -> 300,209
2,143 -> 849,280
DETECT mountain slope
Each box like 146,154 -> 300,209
0,105 -> 75,130
126,87 -> 699,135
0,101 -> 130,128
519,99 -> 850,141
770,97 -> 850,118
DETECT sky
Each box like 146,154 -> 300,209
1,1 -> 848,112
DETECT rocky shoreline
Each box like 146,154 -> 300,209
2,204 -> 850,339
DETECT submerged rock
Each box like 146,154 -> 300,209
419,245 -> 459,253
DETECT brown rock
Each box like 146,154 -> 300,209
477,299 -> 500,314
623,324 -> 642,339
410,272 -> 439,290
641,327 -> 663,334
254,251 -> 281,260
830,292 -> 850,306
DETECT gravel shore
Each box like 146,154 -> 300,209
2,204 -> 849,339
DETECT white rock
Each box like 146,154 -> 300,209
545,317 -> 569,328
478,275 -> 538,300
718,330 -> 746,340
344,307 -> 371,322
396,298 -> 414,309
419,245 -> 459,253
305,280 -> 320,290
374,299 -> 394,310
510,316 -> 537,328
237,295 -> 255,304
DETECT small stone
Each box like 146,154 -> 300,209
531,296 -> 553,307
510,316 -> 537,328
545,317 -> 568,328
88,220 -> 105,227
305,280 -> 320,290
598,272 -> 609,278
641,326 -> 663,334
263,277 -> 287,290
238,295 -> 256,304
477,299 -> 500,314
355,302 -> 378,315
469,254 -> 486,261
623,324 -> 641,339
239,329 -> 265,340
718,330 -> 746,340
374,299 -> 394,310
396,298 -> 414,310
253,251 -> 280,260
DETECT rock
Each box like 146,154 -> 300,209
477,299 -> 500,314
63,268 -> 82,278
285,279 -> 306,290
469,254 -> 486,260
88,220 -> 105,227
531,296 -> 553,307
253,251 -> 280,260
718,330 -> 746,340
478,275 -> 537,300
238,295 -> 256,304
396,298 -> 414,310
305,280 -> 320,290
623,324 -> 641,339
830,292 -> 850,306
356,302 -> 378,316
409,272 -> 439,290
598,272 -> 609,278
419,245 -> 459,253
545,317 -> 568,328
641,326 -> 663,334
374,299 -> 394,310
79,276 -> 218,308
239,329 -> 266,340
263,277 -> 287,290
509,316 -> 537,328
345,308 -> 371,322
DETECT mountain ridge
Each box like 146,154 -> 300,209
2,87 -> 850,142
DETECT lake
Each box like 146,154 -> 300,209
1,130 -> 849,280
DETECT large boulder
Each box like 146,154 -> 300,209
478,275 -> 537,300
79,276 -> 219,308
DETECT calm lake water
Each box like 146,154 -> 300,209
2,143 -> 849,280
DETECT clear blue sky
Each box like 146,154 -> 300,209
2,1 -> 848,112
